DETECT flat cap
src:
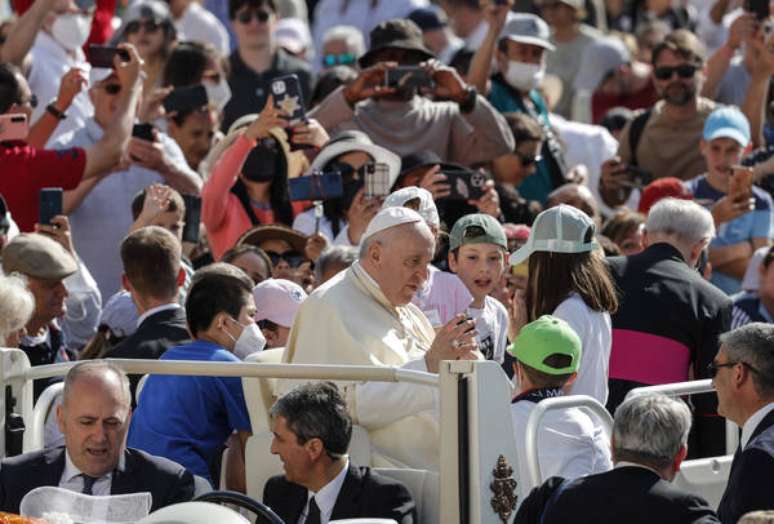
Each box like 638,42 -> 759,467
2,233 -> 77,280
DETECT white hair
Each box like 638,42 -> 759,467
0,274 -> 34,346
322,25 -> 366,58
645,197 -> 715,246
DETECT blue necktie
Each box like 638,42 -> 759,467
306,497 -> 321,524
81,474 -> 98,495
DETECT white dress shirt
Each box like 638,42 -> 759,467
136,303 -> 182,328
298,459 -> 350,524
58,450 -> 123,496
741,402 -> 774,449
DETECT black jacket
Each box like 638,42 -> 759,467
718,408 -> 774,523
0,446 -> 195,514
516,466 -> 719,524
263,465 -> 416,524
105,307 -> 191,401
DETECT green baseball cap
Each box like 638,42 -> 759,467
508,315 -> 581,375
449,214 -> 507,252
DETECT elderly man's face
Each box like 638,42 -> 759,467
57,373 -> 131,478
27,277 -> 68,325
368,223 -> 435,306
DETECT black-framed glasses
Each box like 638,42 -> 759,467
708,360 -> 761,378
236,9 -> 271,24
265,250 -> 305,268
514,150 -> 542,167
125,19 -> 162,34
323,53 -> 356,67
653,64 -> 699,81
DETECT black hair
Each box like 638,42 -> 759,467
228,0 -> 275,19
0,63 -> 23,114
185,263 -> 254,337
162,40 -> 228,88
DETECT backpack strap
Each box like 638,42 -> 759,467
628,109 -> 652,167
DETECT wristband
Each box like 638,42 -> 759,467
46,103 -> 67,120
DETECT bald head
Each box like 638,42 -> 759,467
63,361 -> 131,409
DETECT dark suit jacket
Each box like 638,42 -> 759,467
718,409 -> 774,523
515,466 -> 720,524
105,307 -> 191,401
263,465 -> 416,524
0,446 -> 195,514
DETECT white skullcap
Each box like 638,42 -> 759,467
361,206 -> 424,243
382,186 -> 440,228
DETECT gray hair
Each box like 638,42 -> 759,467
64,361 -> 131,408
0,274 -> 34,346
322,25 -> 366,58
720,323 -> 774,398
613,393 -> 692,469
645,198 -> 715,246
739,510 -> 774,524
315,245 -> 357,282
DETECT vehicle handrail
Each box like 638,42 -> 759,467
13,359 -> 439,387
625,380 -> 738,454
29,382 -> 63,451
524,395 -> 614,488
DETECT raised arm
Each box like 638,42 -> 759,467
467,2 -> 510,95
0,0 -> 58,67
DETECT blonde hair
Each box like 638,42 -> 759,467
0,274 -> 34,346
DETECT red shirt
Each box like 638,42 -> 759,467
592,82 -> 659,125
0,142 -> 86,231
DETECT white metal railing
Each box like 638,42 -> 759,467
626,380 -> 739,454
524,395 -> 614,487
29,382 -> 63,452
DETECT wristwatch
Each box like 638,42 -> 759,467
46,103 -> 67,120
457,86 -> 477,114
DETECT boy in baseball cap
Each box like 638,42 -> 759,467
509,315 -> 612,497
253,279 -> 308,348
448,214 -> 509,363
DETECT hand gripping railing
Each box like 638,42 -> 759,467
625,380 -> 739,454
523,395 -> 614,487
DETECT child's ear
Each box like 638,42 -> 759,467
448,250 -> 458,272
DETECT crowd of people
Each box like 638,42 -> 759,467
1,0 -> 774,522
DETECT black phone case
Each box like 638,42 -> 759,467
385,67 -> 435,90
87,45 -> 129,69
746,0 -> 770,19
289,173 -> 344,201
163,85 -> 208,114
39,188 -> 63,226
444,171 -> 489,201
271,74 -> 306,124
182,195 -> 202,244
132,123 -> 155,141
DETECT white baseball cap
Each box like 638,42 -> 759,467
382,186 -> 440,228
509,204 -> 598,266
253,279 -> 308,328
361,206 -> 424,243
500,14 -> 555,51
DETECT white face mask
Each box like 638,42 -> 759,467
225,317 -> 266,360
505,61 -> 545,92
51,13 -> 93,52
204,79 -> 232,112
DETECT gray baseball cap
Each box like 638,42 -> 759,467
2,234 -> 78,280
500,14 -> 555,51
574,37 -> 630,91
509,205 -> 598,266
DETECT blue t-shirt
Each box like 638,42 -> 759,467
127,340 -> 252,484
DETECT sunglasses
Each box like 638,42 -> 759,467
103,84 -> 122,95
266,250 -> 305,268
653,64 -> 699,81
16,94 -> 37,109
515,150 -> 542,167
236,9 -> 271,24
323,53 -> 356,67
125,19 -> 162,34
707,360 -> 761,378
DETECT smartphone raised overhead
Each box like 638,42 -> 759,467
271,74 -> 306,125
384,66 -> 435,91
163,84 -> 209,114
288,170 -> 344,202
363,163 -> 391,199
87,45 -> 130,69
0,114 -> 28,142
39,188 -> 63,226
132,123 -> 155,142
442,168 -> 490,201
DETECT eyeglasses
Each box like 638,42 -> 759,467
514,150 -> 542,167
323,53 -> 356,67
16,94 -> 37,109
236,9 -> 271,24
102,84 -> 122,95
653,64 -> 699,81
265,250 -> 305,268
707,360 -> 761,378
125,19 -> 162,34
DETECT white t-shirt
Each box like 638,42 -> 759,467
553,293 -> 612,404
511,398 -> 612,500
468,296 -> 509,364
411,266 -> 472,328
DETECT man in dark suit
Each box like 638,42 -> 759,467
714,323 -> 774,523
104,226 -> 190,399
0,360 -> 196,514
516,393 -> 720,524
263,382 -> 416,523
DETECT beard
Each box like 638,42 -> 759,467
661,81 -> 696,106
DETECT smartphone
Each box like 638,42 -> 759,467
182,194 -> 202,244
623,165 -> 653,189
385,66 -> 435,90
39,188 -> 63,226
0,114 -> 28,142
87,45 -> 129,69
443,169 -> 490,201
288,171 -> 344,201
163,84 -> 209,114
457,315 -> 476,334
132,123 -> 155,142
271,74 -> 306,125
746,0 -> 770,20
729,166 -> 754,199
364,163 -> 391,199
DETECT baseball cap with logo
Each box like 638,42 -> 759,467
449,214 -> 508,252
2,233 -> 78,280
507,315 -> 581,375
703,106 -> 751,148
500,14 -> 555,51
509,204 -> 598,266
253,278 -> 308,328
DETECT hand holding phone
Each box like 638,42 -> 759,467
442,168 -> 491,200
132,123 -> 156,142
39,188 -> 63,226
729,165 -> 754,199
271,74 -> 306,124
288,171 -> 344,201
384,66 -> 435,91
87,45 -> 130,69
363,163 -> 391,199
